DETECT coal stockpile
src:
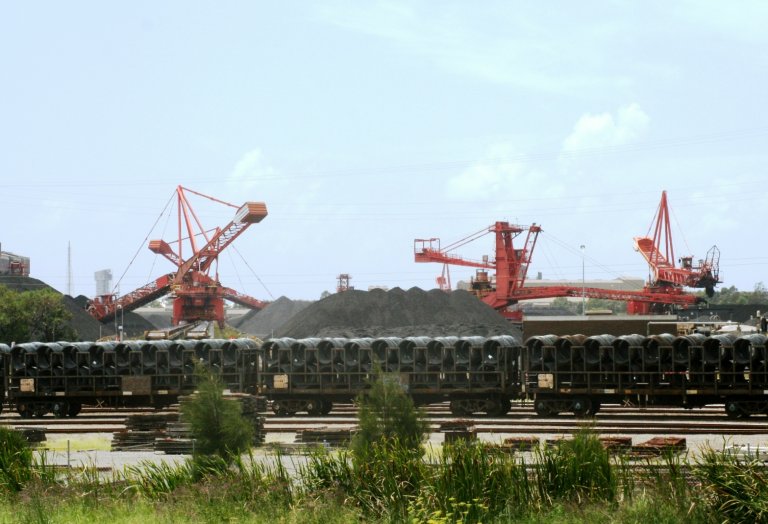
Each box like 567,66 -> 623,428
233,296 -> 313,337
0,275 -> 156,341
275,287 -> 518,338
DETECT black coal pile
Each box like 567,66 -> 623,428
0,275 -> 156,341
136,309 -> 173,329
233,296 -> 313,337
275,287 -> 519,338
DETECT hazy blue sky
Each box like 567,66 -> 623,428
2,2 -> 767,302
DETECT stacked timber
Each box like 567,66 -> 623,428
440,419 -> 477,443
501,436 -> 539,451
599,436 -> 633,452
295,426 -> 357,447
236,394 -> 267,445
631,437 -> 687,457
111,413 -> 178,451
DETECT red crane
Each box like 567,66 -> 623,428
629,190 -> 720,313
88,186 -> 268,328
415,222 -> 542,318
415,205 -> 714,318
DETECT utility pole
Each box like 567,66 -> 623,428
580,244 -> 586,316
67,242 -> 73,297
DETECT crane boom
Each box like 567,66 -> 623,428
171,201 -> 267,284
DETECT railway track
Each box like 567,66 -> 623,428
2,403 -> 768,436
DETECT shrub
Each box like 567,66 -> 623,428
696,446 -> 768,523
0,427 -> 34,492
534,426 -> 616,505
350,367 -> 429,461
181,364 -> 253,463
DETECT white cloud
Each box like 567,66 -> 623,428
445,143 -> 562,202
316,2 -> 629,92
562,103 -> 650,154
228,148 -> 277,190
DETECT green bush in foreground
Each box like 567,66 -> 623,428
351,367 -> 430,463
180,363 -> 253,463
696,446 -> 768,523
0,427 -> 34,493
535,426 -> 617,505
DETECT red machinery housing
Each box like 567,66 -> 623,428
415,193 -> 718,318
89,186 -> 268,328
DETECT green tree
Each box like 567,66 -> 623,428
0,285 -> 75,343
550,297 -> 579,314
351,368 -> 430,461
21,289 -> 76,341
750,282 -> 768,304
181,364 -> 253,463
585,298 -> 626,313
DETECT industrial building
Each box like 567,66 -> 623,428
0,246 -> 30,276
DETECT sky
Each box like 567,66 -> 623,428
1,2 -> 767,302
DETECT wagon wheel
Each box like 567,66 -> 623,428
724,401 -> 746,419
17,404 -> 32,419
484,398 -> 505,417
306,399 -> 323,416
571,398 -> 593,418
67,402 -> 82,417
449,399 -> 474,417
534,399 -> 553,417
52,402 -> 69,418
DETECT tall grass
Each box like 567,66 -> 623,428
0,427 -> 34,493
695,445 -> 768,523
3,425 -> 768,523
534,427 -> 617,506
412,440 -> 533,522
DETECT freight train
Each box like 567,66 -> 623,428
0,339 -> 260,417
1,332 -> 767,419
260,332 -> 768,418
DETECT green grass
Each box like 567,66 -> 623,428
0,426 -> 766,523
43,435 -> 111,452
